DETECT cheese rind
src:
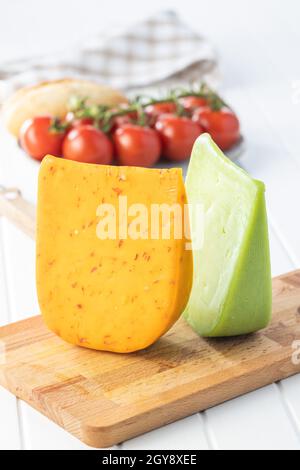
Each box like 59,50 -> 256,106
36,156 -> 192,353
183,134 -> 272,337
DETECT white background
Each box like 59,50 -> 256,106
0,0 -> 300,450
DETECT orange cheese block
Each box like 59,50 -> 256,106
36,156 -> 193,353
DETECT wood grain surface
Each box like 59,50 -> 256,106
0,270 -> 300,448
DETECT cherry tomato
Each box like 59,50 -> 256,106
155,115 -> 203,162
19,116 -> 66,161
109,109 -> 139,133
111,114 -> 135,131
145,102 -> 177,125
65,112 -> 94,128
192,106 -> 240,151
63,125 -> 113,164
113,124 -> 161,167
179,96 -> 208,111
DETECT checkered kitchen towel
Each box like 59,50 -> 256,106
0,10 -> 219,102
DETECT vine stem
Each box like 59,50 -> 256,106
67,84 -> 230,133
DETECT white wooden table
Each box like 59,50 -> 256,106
0,0 -> 300,450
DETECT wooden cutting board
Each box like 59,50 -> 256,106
0,270 -> 300,448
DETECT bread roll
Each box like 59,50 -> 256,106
2,79 -> 127,137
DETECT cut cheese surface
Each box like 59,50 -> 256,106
184,134 -> 272,337
36,156 -> 192,353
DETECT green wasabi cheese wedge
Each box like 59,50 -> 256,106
184,134 -> 272,337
